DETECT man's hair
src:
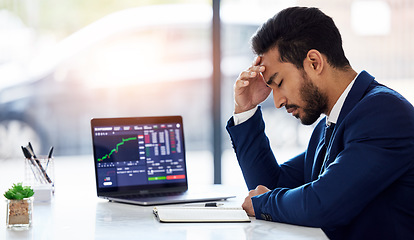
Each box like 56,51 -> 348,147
251,7 -> 350,69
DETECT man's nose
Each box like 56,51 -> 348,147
273,90 -> 287,109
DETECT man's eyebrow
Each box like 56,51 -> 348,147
266,72 -> 278,85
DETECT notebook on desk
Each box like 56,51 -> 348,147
90,116 -> 235,206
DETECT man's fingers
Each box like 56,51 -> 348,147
242,195 -> 255,217
252,56 -> 262,66
238,70 -> 255,79
242,196 -> 249,209
248,65 -> 265,73
255,185 -> 271,195
239,68 -> 262,79
236,65 -> 265,86
235,71 -> 256,89
235,79 -> 249,89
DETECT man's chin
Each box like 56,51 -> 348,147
293,113 -> 300,120
298,114 -> 320,126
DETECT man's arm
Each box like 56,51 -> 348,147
226,106 -> 306,190
227,56 -> 306,191
248,93 -> 414,228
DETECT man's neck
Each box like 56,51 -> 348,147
324,67 -> 358,116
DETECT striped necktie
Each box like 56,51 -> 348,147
320,123 -> 336,174
324,123 -> 335,147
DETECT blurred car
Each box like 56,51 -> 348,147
0,4 -> 260,158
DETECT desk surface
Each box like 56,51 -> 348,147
0,155 -> 328,240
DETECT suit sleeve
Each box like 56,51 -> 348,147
226,106 -> 306,190
250,92 -> 414,228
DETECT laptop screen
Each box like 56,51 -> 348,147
91,116 -> 188,196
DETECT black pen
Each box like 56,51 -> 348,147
26,143 -> 52,184
46,146 -> 54,170
21,146 -> 41,183
28,142 -> 37,158
184,202 -> 224,207
47,146 -> 54,159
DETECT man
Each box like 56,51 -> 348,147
226,7 -> 414,239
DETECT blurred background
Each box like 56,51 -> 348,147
0,0 -> 413,186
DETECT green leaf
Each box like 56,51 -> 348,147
3,182 -> 35,200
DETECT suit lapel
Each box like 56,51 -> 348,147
336,70 -> 376,126
311,71 -> 376,178
312,137 -> 326,180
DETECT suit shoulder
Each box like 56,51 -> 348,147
361,83 -> 414,113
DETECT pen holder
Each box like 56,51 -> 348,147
24,156 -> 55,201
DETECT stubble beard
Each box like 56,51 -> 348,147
298,71 -> 329,125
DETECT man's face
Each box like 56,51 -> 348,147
260,48 -> 328,125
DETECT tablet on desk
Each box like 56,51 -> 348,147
153,206 -> 251,223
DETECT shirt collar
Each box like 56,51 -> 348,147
326,73 -> 359,125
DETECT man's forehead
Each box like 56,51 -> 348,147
259,49 -> 280,66
259,54 -> 279,67
258,51 -> 280,76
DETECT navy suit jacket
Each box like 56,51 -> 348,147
226,71 -> 414,239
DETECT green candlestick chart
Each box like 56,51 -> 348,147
98,137 -> 137,162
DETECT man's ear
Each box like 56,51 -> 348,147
304,49 -> 324,75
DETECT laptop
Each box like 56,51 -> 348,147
91,116 -> 235,205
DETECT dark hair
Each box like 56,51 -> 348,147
251,7 -> 350,69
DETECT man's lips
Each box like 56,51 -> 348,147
287,107 -> 300,119
286,107 -> 296,114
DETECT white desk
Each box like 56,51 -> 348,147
0,155 -> 328,240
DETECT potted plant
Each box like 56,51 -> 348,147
4,183 -> 34,229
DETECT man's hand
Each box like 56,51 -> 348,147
242,185 -> 271,216
234,56 -> 272,114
